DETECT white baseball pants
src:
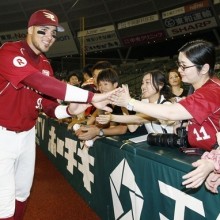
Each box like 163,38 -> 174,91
0,127 -> 35,218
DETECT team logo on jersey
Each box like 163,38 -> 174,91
42,70 -> 50,76
43,12 -> 56,21
13,56 -> 27,67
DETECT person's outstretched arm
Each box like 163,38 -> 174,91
22,73 -> 116,117
110,84 -> 192,121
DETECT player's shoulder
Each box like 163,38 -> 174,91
0,40 -> 22,51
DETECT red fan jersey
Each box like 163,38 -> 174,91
179,78 -> 220,151
0,41 -> 59,131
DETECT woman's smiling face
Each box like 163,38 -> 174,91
141,74 -> 157,99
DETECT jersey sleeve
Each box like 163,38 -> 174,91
179,84 -> 220,124
0,43 -> 40,88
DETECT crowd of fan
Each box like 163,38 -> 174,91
54,40 -> 220,195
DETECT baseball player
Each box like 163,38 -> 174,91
0,9 -> 115,220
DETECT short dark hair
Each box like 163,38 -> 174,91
97,68 -> 119,84
92,61 -> 112,73
67,70 -> 82,82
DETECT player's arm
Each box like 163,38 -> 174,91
22,73 -> 115,117
110,84 -> 193,121
22,72 -> 93,103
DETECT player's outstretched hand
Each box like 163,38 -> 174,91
91,88 -> 121,112
182,159 -> 215,188
110,84 -> 131,107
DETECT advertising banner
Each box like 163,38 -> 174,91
162,0 -> 217,37
164,8 -> 217,37
78,30 -> 120,53
162,0 -> 209,19
121,30 -> 166,46
77,25 -> 115,37
118,14 -> 159,30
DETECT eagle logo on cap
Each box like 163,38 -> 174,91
43,11 -> 56,21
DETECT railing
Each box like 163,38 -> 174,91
36,114 -> 220,220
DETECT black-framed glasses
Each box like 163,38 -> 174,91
176,61 -> 198,71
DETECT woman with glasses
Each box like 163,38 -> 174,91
110,39 -> 220,189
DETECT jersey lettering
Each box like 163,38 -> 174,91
193,126 -> 211,141
36,98 -> 43,109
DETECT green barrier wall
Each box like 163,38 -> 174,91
36,114 -> 220,220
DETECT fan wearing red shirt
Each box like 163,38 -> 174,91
111,40 -> 220,151
110,40 -> 220,190
0,9 -> 114,220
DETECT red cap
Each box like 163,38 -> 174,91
28,9 -> 64,32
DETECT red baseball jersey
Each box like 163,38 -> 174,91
179,78 -> 220,151
0,40 -> 58,131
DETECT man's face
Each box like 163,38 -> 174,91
28,26 -> 57,54
98,81 -> 118,93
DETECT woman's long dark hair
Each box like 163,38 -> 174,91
143,69 -> 173,100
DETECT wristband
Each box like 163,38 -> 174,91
87,91 -> 94,103
54,105 -> 71,119
66,106 -> 75,117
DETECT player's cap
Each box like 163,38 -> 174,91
28,9 -> 64,32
